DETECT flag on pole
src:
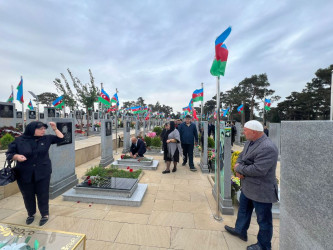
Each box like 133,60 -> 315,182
28,100 -> 34,110
192,88 -> 203,102
131,106 -> 142,114
7,91 -> 14,103
98,89 -> 111,106
210,27 -> 231,76
193,109 -> 199,121
237,104 -> 244,113
107,105 -> 117,112
16,77 -> 24,103
264,98 -> 271,111
111,93 -> 119,106
221,107 -> 229,117
52,96 -> 65,110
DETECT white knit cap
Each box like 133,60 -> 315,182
244,120 -> 264,132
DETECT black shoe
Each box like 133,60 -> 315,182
26,216 -> 35,225
172,167 -> 177,172
39,216 -> 49,226
247,243 -> 263,250
224,225 -> 248,241
189,166 -> 197,172
162,170 -> 170,174
182,162 -> 186,166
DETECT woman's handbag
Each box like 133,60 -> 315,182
0,160 -> 16,186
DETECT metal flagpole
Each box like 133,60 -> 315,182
263,90 -> 266,125
115,88 -> 119,155
330,70 -> 333,121
214,76 -> 222,221
201,82 -> 204,123
241,101 -> 245,126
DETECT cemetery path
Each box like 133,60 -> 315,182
0,144 -> 280,250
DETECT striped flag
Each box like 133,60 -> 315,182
28,100 -> 34,110
52,96 -> 65,110
16,77 -> 24,103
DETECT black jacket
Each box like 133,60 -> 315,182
130,139 -> 147,156
6,122 -> 64,183
178,122 -> 198,145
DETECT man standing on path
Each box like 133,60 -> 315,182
225,120 -> 279,250
178,115 -> 198,171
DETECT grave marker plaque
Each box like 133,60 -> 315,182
0,104 -> 14,118
105,121 -> 112,136
29,110 -> 36,119
16,111 -> 22,118
56,122 -> 72,146
39,113 -> 44,119
47,108 -> 56,118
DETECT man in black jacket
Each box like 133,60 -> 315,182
130,137 -> 146,158
178,115 -> 198,171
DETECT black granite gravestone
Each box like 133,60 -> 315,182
0,104 -> 14,118
56,122 -> 72,146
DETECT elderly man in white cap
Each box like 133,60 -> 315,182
225,120 -> 279,250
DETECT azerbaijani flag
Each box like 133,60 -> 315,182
111,93 -> 119,106
192,88 -> 203,102
131,106 -> 141,114
221,107 -> 229,117
193,109 -> 199,121
7,91 -> 14,103
107,105 -> 117,112
237,104 -> 244,113
28,100 -> 34,110
98,88 -> 111,106
210,26 -> 231,77
52,96 -> 65,110
16,76 -> 24,103
264,98 -> 271,111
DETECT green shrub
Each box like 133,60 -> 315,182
208,137 -> 215,148
144,136 -> 152,147
151,137 -> 162,147
0,133 -> 15,150
85,165 -> 108,177
153,126 -> 163,136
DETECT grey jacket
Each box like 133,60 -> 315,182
236,134 -> 279,203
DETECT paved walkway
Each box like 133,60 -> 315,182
0,143 -> 280,249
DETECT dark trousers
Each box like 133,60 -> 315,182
17,175 -> 51,217
235,192 -> 273,250
181,143 -> 194,167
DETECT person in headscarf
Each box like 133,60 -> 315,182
162,121 -> 182,174
6,121 -> 64,226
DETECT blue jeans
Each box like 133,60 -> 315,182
235,192 -> 273,250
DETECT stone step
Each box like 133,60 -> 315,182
62,183 -> 148,207
111,160 -> 159,170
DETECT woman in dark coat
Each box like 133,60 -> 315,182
162,121 -> 182,174
6,121 -> 64,226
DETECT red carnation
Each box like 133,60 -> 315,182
86,176 -> 90,180
88,180 -> 92,186
127,166 -> 130,169
130,169 -> 133,172
121,154 -> 125,159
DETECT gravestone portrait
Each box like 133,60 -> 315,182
94,113 -> 98,120
65,113 -> 68,118
29,110 -> 36,119
48,108 -> 56,118
56,112 -> 60,118
0,104 -> 14,118
56,122 -> 72,146
16,111 -> 22,119
126,121 -> 130,132
105,121 -> 112,136
39,113 -> 44,119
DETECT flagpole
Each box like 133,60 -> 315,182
241,101 -> 245,127
263,90 -> 266,125
201,82 -> 204,123
214,76 -> 222,221
115,88 -> 119,155
330,70 -> 333,121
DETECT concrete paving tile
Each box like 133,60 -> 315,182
0,196 -> 26,210
104,210 -> 149,225
153,199 -> 174,211
223,231 -> 257,249
140,246 -> 170,250
174,184 -> 205,193
148,211 -> 195,229
108,199 -> 155,215
86,240 -> 114,250
145,186 -> 159,195
272,237 -> 280,250
115,224 -> 171,248
111,243 -> 141,250
173,200 -> 211,214
0,208 -> 17,220
193,213 -> 226,231
158,184 -> 175,191
190,191 -> 208,202
156,190 -> 190,201
171,227 -> 228,250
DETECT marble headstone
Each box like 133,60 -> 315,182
0,102 -> 15,127
199,121 -> 209,173
26,109 -> 37,124
122,119 -> 131,153
99,119 -> 114,167
48,118 -> 78,199
235,122 -> 241,145
135,118 -> 139,137
269,123 -> 281,156
280,121 -> 333,250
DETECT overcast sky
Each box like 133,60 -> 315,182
1,0 -> 332,113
